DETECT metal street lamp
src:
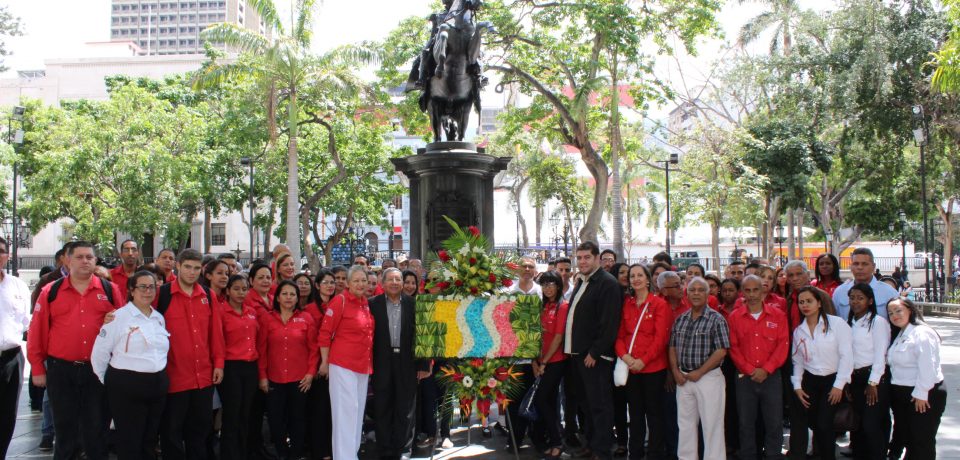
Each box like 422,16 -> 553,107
550,215 -> 560,253
510,201 -> 520,250
776,219 -> 784,267
658,153 -> 680,255
899,210 -> 907,279
912,104 -> 932,300
7,106 -> 25,276
239,157 -> 255,260
388,202 -> 396,260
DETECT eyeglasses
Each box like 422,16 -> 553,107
319,280 -> 336,286
135,284 -> 157,291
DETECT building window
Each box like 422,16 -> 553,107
211,223 -> 226,246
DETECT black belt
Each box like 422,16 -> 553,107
0,347 -> 20,361
48,356 -> 90,366
853,366 -> 872,375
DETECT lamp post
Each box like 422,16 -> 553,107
899,210 -> 907,280
776,219 -> 784,267
239,157 -> 255,261
913,104 -> 932,300
658,153 -> 680,255
7,106 -> 25,277
388,202 -> 396,260
511,201 -> 520,250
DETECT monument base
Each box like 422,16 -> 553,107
391,142 -> 511,258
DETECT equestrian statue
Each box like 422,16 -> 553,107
405,0 -> 495,143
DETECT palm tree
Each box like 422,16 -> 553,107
737,0 -> 804,56
194,0 -> 320,262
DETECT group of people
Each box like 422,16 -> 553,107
0,236 -> 948,460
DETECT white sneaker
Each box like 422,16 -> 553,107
441,437 -> 454,449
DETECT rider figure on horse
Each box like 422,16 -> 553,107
405,0 -> 484,91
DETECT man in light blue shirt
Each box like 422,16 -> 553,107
833,248 -> 899,320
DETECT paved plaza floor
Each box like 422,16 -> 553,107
9,316 -> 960,459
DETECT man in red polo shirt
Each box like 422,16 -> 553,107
159,249 -> 225,460
27,241 -> 123,460
728,275 -> 789,460
109,239 -> 140,301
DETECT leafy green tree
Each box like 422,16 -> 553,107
483,0 -> 721,245
0,6 -> 22,73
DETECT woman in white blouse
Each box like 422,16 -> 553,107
886,297 -> 946,460
91,271 -> 170,460
790,286 -> 852,460
845,283 -> 891,460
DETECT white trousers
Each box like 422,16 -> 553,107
676,367 -> 726,460
329,364 -> 369,460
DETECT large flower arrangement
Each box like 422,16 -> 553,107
425,216 -> 518,296
417,217 -> 541,425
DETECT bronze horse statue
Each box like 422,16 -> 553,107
407,0 -> 494,142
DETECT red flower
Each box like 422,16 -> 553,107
471,358 -> 485,367
488,273 -> 497,282
437,281 -> 450,289
494,366 -> 509,381
477,398 -> 491,416
452,373 -> 464,382
454,280 -> 463,287
470,286 -> 479,294
502,278 -> 513,287
480,386 -> 491,396
495,390 -> 508,405
439,250 -> 450,262
468,226 -> 481,236
469,257 -> 477,265
506,262 -> 520,270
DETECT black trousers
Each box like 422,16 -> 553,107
372,354 -> 419,458
572,356 -> 615,460
789,372 -> 837,460
307,374 -> 333,459
249,387 -> 269,458
613,384 -> 628,449
219,360 -> 258,460
848,368 -> 890,460
417,362 -> 450,440
161,386 -> 214,460
506,364 -> 541,449
46,357 -> 109,460
0,348 -> 23,458
534,361 -> 567,449
624,369 -> 666,460
266,381 -> 308,459
720,358 -> 740,453
736,371 -> 783,460
562,362 -> 584,439
105,366 -> 168,460
890,382 -> 946,460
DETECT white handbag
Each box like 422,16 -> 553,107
613,301 -> 650,387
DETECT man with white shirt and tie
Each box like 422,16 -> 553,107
832,248 -> 899,320
0,236 -> 31,457
564,241 -> 622,459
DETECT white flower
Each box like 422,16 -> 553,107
462,376 -> 474,388
443,269 -> 456,279
450,258 -> 460,267
459,245 -> 471,256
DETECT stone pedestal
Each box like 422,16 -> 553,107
391,142 -> 511,258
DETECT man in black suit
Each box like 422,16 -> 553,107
370,268 -> 430,460
563,241 -> 622,460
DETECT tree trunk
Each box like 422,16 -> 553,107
711,220 -> 721,274
535,204 -> 543,246
203,206 -> 212,254
285,89 -> 301,262
261,203 -> 276,260
609,51 -> 624,260
938,199 -> 955,291
787,208 -> 795,261
797,208 -> 805,264
580,148 -> 609,246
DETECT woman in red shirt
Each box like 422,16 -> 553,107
306,268 -> 336,460
270,253 -> 297,295
258,280 -> 318,460
293,273 -> 315,310
218,274 -> 259,460
244,264 -> 273,315
318,266 -> 374,460
201,260 -> 229,306
811,253 -> 842,297
532,271 -> 569,460
615,264 -> 672,460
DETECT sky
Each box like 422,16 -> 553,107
1,0 -> 838,117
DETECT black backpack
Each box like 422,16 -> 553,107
47,276 -> 115,306
155,283 -> 214,316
